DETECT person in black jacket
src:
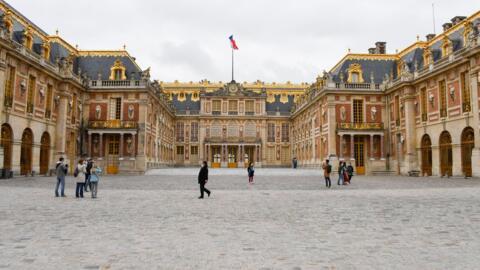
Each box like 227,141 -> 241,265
198,161 -> 211,199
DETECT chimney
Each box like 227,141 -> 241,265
426,33 -> 436,41
451,16 -> 466,25
375,42 -> 386,54
442,22 -> 453,31
368,48 -> 376,54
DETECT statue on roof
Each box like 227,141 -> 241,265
400,62 -> 413,81
141,67 -> 151,81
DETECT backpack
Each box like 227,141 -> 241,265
73,167 -> 79,177
326,165 -> 332,173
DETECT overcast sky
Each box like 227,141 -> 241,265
8,0 -> 479,83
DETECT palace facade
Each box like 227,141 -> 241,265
0,1 -> 479,177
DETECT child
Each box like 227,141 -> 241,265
89,165 -> 102,199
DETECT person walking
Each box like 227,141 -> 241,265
54,157 -> 68,197
346,162 -> 354,183
247,162 -> 255,184
89,164 -> 102,199
75,159 -> 87,198
84,158 -> 93,192
337,161 -> 345,185
322,159 -> 331,188
198,161 -> 211,199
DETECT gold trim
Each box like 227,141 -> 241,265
109,59 -> 127,80
347,63 -> 364,83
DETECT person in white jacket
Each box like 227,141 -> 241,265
75,159 -> 87,198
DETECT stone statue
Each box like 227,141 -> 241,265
371,106 -> 377,121
340,106 -> 346,121
128,105 -> 135,119
95,105 -> 101,120
141,67 -> 151,81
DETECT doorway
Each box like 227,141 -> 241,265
1,124 -> 13,171
20,128 -> 33,175
420,134 -> 432,176
227,145 -> 238,168
39,132 -> 50,175
107,135 -> 120,174
461,127 -> 474,177
439,131 -> 452,177
354,136 -> 365,175
244,146 -> 255,168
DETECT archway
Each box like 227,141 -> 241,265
1,124 -> 13,171
20,128 -> 34,175
420,134 -> 432,176
439,131 -> 452,177
461,127 -> 474,177
39,132 -> 50,175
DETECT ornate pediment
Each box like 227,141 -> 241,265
202,80 -> 265,98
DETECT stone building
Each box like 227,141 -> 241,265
0,1 -> 479,177
292,12 -> 480,177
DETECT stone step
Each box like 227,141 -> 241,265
371,170 -> 397,176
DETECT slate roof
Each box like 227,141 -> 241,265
330,58 -> 397,84
76,54 -> 143,80
265,95 -> 295,113
171,94 -> 200,112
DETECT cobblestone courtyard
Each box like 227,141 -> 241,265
1,169 -> 480,269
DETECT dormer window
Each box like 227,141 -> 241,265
347,63 -> 364,83
441,36 -> 452,57
24,27 -> 33,50
109,59 -> 127,80
423,47 -> 432,66
42,42 -> 50,60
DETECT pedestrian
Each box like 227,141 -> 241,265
85,158 -> 93,192
89,164 -> 102,199
247,162 -> 255,184
337,161 -> 345,185
197,161 -> 211,199
347,162 -> 354,183
74,159 -> 87,198
54,157 -> 68,197
322,159 -> 331,188
292,157 -> 298,169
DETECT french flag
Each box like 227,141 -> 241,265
229,35 -> 239,50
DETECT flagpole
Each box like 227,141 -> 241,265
231,47 -> 234,81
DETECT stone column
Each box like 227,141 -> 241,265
350,135 -> 354,160
55,87 -> 69,161
469,69 -> 480,177
403,86 -> 419,172
370,135 -> 375,160
132,133 -> 136,157
339,134 -> 344,159
87,133 -> 92,157
98,133 -> 103,158
0,50 -> 7,123
380,135 -> 385,160
119,133 -> 124,158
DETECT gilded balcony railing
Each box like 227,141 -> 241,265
88,120 -> 138,129
337,122 -> 384,130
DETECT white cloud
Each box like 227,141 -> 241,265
8,0 -> 478,83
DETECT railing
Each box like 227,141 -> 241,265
176,110 -> 199,115
245,111 -> 255,115
88,120 -> 138,129
89,80 -> 145,88
334,83 -> 380,90
212,111 -> 221,115
337,122 -> 384,130
228,111 -> 238,115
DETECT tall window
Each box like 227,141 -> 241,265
109,98 -> 122,120
353,99 -> 363,123
394,96 -> 400,125
267,123 -> 275,142
176,146 -> 184,155
114,69 -> 122,80
420,87 -> 427,122
176,122 -> 184,142
4,66 -> 15,107
351,72 -> 359,83
461,71 -> 471,112
245,100 -> 254,115
439,80 -> 447,117
212,100 -> 221,115
228,100 -> 238,115
281,123 -> 289,142
191,146 -> 198,155
26,75 -> 35,113
191,122 -> 198,142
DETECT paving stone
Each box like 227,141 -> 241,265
0,169 -> 479,269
